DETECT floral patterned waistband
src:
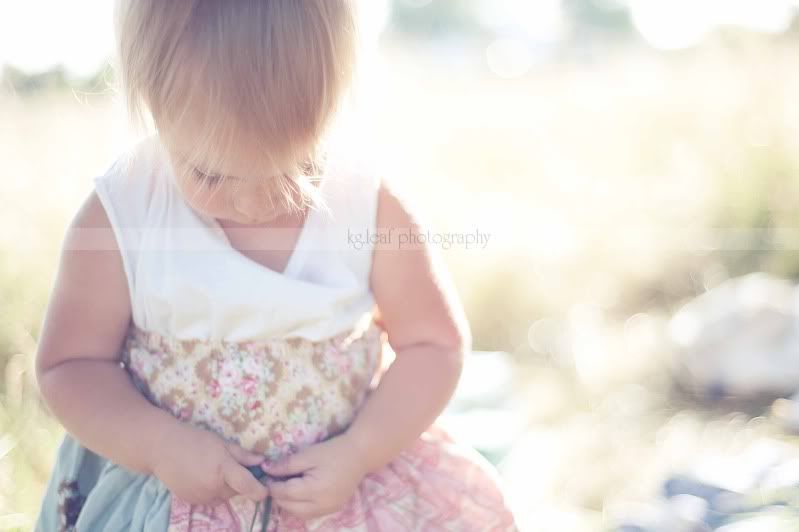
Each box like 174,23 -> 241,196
119,316 -> 385,457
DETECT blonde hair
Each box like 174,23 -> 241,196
113,0 -> 361,214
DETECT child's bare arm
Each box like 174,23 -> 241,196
344,180 -> 472,474
34,190 -> 182,476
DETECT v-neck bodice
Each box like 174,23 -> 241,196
93,135 -> 382,343
205,194 -> 319,279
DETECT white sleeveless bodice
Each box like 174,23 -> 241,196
93,135 -> 381,343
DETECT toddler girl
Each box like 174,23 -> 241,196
34,1 -> 519,530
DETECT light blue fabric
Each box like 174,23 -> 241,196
35,432 -> 172,532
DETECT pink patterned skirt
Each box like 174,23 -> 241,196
121,317 -> 519,531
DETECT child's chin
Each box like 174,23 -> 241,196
230,215 -> 279,226
230,209 -> 295,226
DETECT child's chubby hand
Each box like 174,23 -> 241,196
260,432 -> 370,521
150,421 -> 270,506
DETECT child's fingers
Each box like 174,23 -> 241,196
267,476 -> 312,503
213,484 -> 238,503
225,441 -> 265,466
223,461 -> 271,502
261,449 -> 314,476
274,499 -> 322,521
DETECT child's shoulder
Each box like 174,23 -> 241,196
324,148 -> 382,197
89,136 -> 172,284
305,146 -> 383,235
94,135 -> 172,220
94,135 -> 168,192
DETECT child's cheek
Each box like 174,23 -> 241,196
176,175 -> 231,218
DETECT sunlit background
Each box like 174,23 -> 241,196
5,1 -> 799,530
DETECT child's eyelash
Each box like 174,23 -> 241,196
192,168 -> 224,188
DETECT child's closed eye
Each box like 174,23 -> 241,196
192,168 -> 225,188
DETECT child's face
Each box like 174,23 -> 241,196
160,126 -> 297,226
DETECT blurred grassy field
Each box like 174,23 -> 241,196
3,36 -> 799,530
